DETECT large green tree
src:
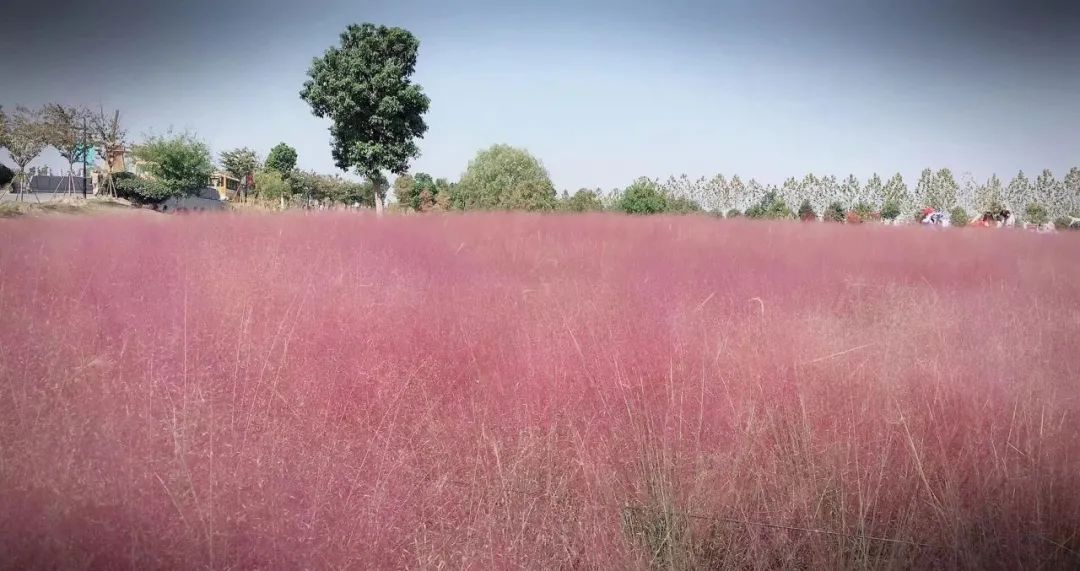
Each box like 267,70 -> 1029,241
1005,171 -> 1032,212
301,23 -> 431,215
564,188 -> 604,212
265,143 -> 297,175
4,106 -> 48,200
253,169 -> 291,206
393,172 -> 441,211
130,132 -> 214,196
392,174 -> 415,208
881,173 -> 911,219
263,143 -> 298,207
728,175 -> 747,211
744,179 -> 766,211
746,190 -> 794,220
662,174 -> 705,207
863,173 -> 884,208
1064,167 -> 1080,215
780,177 -> 801,208
839,174 -> 860,209
456,144 -> 556,210
975,174 -> 1005,213
914,168 -> 934,208
0,107 -> 13,188
817,175 -> 838,214
701,174 -> 732,213
931,168 -> 959,210
799,174 -> 820,212
1034,169 -> 1066,218
42,104 -> 89,195
89,108 -> 126,196
957,172 -> 977,212
220,147 -> 259,200
619,177 -> 668,214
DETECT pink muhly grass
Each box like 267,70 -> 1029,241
0,212 -> 1078,569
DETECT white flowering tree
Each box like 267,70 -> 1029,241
1064,167 -> 1080,216
1034,169 -> 1066,218
922,168 -> 958,211
662,174 -> 707,206
861,173 -> 883,209
729,175 -> 747,212
1005,171 -> 1032,212
701,174 -> 734,213
913,168 -> 934,209
743,178 -> 766,211
781,177 -> 804,210
882,173 -> 912,218
957,172 -> 978,212
975,174 -> 1005,213
838,174 -> 860,209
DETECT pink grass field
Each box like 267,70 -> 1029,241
1,213 -> 1079,569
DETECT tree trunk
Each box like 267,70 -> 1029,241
280,194 -> 286,210
374,192 -> 385,216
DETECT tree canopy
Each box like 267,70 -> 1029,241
4,107 -> 46,172
456,144 -> 556,211
265,143 -> 297,175
619,177 -> 668,214
42,104 -> 87,169
301,23 -> 431,215
130,132 -> 214,196
394,172 -> 442,211
1006,171 -> 1031,211
253,169 -> 291,202
221,147 -> 259,181
563,189 -> 604,212
746,190 -> 794,220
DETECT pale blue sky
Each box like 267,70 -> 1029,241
3,0 -> 1078,190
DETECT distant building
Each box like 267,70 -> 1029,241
208,172 -> 241,201
97,151 -> 237,201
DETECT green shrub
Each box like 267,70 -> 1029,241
254,169 -> 291,201
797,199 -> 816,221
667,195 -> 703,214
564,189 -> 604,212
824,201 -> 846,222
746,191 -> 793,220
113,172 -> 176,204
1024,203 -> 1049,226
950,206 -> 970,227
881,199 -> 901,221
853,202 -> 875,219
1054,216 -> 1079,230
619,178 -> 668,214
129,132 -> 214,196
457,144 -> 556,211
725,209 -> 742,218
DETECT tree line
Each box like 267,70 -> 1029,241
0,104 -> 384,208
0,104 -> 126,198
5,20 -> 1078,227
389,142 -> 1080,228
292,23 -> 1080,227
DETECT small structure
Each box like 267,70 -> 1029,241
208,172 -> 241,201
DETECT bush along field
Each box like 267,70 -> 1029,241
1,213 -> 1079,569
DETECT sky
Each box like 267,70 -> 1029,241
2,0 -> 1078,191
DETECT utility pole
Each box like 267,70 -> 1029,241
82,117 -> 88,198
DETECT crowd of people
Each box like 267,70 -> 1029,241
916,206 -> 1074,233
